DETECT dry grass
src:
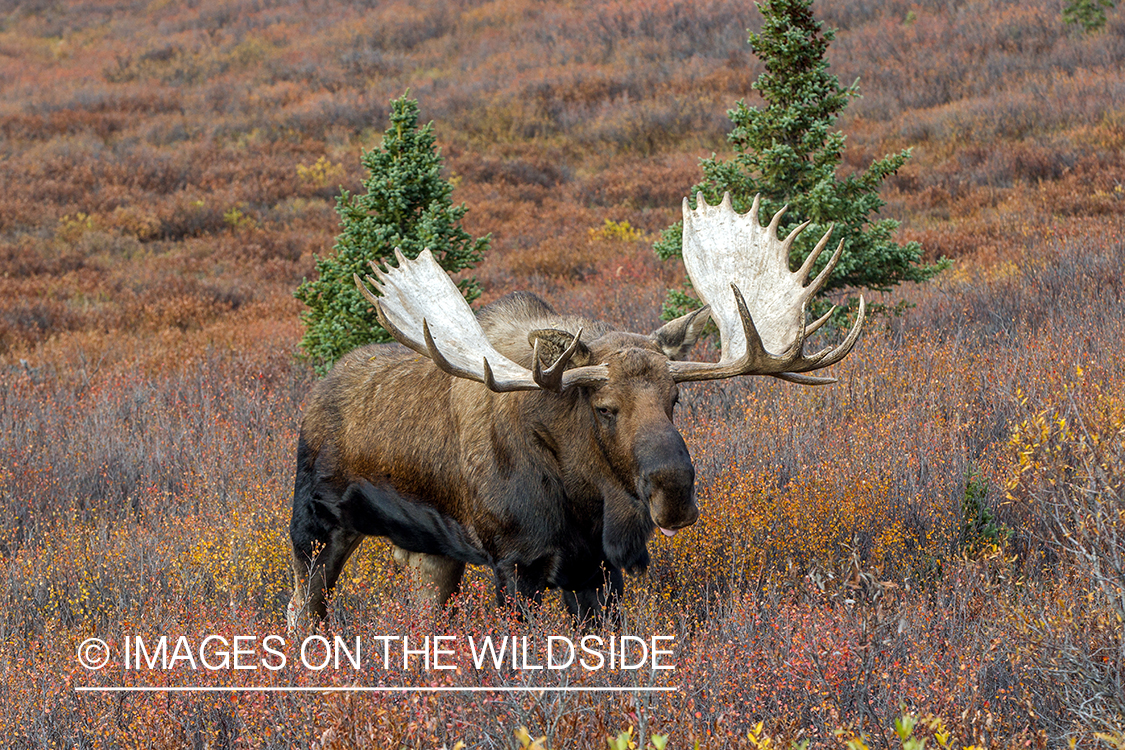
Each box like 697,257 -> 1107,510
2,0 -> 1124,745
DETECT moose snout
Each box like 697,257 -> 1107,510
636,427 -> 698,535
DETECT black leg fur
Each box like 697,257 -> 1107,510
338,480 -> 492,566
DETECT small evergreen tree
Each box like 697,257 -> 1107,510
1063,0 -> 1115,32
655,0 -> 946,320
295,95 -> 489,374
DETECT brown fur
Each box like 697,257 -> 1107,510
287,292 -> 709,628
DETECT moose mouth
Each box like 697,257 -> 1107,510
655,516 -> 696,537
651,502 -> 699,538
638,450 -> 698,539
645,486 -> 699,539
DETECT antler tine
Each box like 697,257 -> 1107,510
789,296 -> 867,372
796,225 -> 834,284
731,283 -> 770,366
803,237 -> 846,301
355,271 -> 381,306
530,337 -> 544,387
422,319 -> 483,381
766,202 -> 788,236
765,202 -> 791,266
775,371 -> 837,385
805,305 -> 836,336
368,258 -> 389,280
674,192 -> 865,385
821,295 -> 866,366
482,358 -> 500,391
780,219 -> 812,258
532,327 -> 585,392
561,365 -> 612,388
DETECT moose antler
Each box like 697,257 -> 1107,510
668,193 -> 865,385
355,249 -> 608,392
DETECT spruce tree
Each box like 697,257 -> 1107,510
655,0 -> 946,320
295,95 -> 489,374
1063,0 -> 1115,32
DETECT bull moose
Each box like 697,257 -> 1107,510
287,193 -> 865,629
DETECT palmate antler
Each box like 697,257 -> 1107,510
355,249 -> 608,392
668,193 -> 865,386
354,194 -> 862,392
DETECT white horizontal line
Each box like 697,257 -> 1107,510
76,686 -> 677,693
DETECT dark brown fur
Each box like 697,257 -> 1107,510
288,292 -> 709,627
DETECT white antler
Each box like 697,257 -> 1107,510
355,249 -> 608,392
668,193 -> 865,385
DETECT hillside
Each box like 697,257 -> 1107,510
1,0 -> 1124,746
2,0 -> 1123,367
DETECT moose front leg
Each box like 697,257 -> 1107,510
289,439 -> 367,630
494,558 -> 547,618
561,565 -> 624,628
288,527 -> 362,631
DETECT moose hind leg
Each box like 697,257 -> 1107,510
392,546 -> 465,610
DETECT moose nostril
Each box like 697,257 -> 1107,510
682,502 -> 700,527
651,464 -> 694,495
643,463 -> 698,529
639,465 -> 692,501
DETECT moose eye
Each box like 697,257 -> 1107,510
595,405 -> 615,419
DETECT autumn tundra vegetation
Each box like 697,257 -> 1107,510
1,0 -> 1124,746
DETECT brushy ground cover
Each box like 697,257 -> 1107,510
2,0 -> 1124,747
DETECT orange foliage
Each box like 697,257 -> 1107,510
1,0 -> 1124,745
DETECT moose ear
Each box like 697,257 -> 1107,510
528,329 -> 592,368
650,305 -> 712,361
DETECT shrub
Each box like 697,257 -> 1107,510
1063,0 -> 1116,31
1008,372 -> 1125,732
654,0 -> 948,321
960,469 -> 1013,556
294,94 -> 489,374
